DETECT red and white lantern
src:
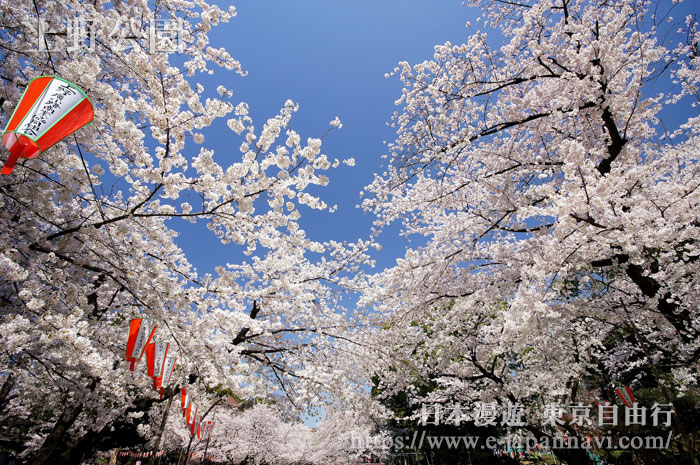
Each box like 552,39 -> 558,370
181,388 -> 189,411
187,404 -> 198,427
185,402 -> 192,424
615,386 -> 635,407
191,413 -> 200,437
2,76 -> 94,174
145,341 -> 169,389
125,318 -> 157,372
202,420 -> 213,439
158,356 -> 177,398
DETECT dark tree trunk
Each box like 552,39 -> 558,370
0,373 -> 15,409
53,417 -> 144,465
25,402 -> 87,465
25,384 -> 178,465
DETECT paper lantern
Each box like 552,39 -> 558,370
158,356 -> 177,398
203,420 -> 214,440
125,318 -> 157,372
2,76 -> 94,174
181,388 -> 189,411
187,404 -> 198,427
615,386 -> 635,407
184,402 -> 192,423
145,341 -> 169,387
183,393 -> 192,421
190,412 -> 200,436
197,418 -> 210,439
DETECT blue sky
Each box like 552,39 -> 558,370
171,0 -> 480,276
167,3 -> 481,423
171,0 -> 699,280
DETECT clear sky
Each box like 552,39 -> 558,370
171,0 -> 480,276
171,0 -> 699,278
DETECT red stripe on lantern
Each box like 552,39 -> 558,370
4,77 -> 52,132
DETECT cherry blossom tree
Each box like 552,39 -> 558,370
361,0 -> 700,463
157,403 -> 382,465
0,0 -> 371,463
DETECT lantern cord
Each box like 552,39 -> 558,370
74,136 -> 106,221
32,0 -> 57,75
1,144 -> 24,175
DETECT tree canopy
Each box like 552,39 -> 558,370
1,0 -> 699,464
